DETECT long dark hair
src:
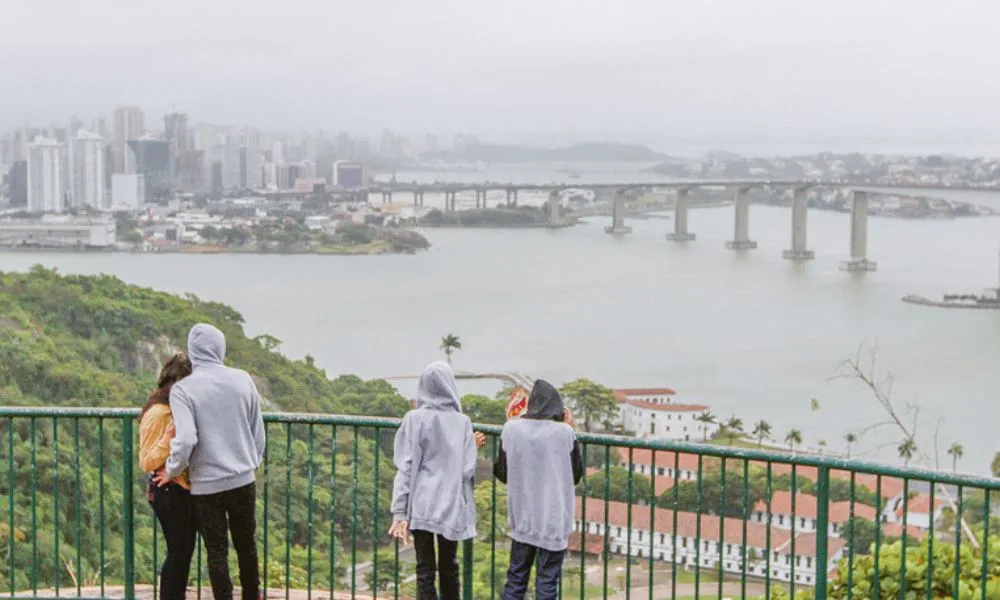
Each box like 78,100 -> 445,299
139,352 -> 193,421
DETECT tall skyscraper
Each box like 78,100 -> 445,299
8,161 -> 28,207
128,137 -> 170,200
164,113 -> 189,182
28,137 -> 65,213
113,106 -> 145,174
70,130 -> 106,208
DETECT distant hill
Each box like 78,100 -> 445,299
436,142 -> 666,163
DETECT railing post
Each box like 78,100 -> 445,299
814,465 -> 830,598
122,417 -> 135,600
462,538 -> 474,600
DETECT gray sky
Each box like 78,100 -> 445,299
4,0 -> 1000,145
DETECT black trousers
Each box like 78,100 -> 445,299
192,482 -> 261,600
149,480 -> 197,600
412,530 -> 460,600
502,540 -> 566,600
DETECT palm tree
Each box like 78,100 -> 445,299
898,437 -> 918,466
785,429 -> 803,452
440,334 -> 462,365
724,416 -> 744,446
695,410 -> 717,441
752,420 -> 772,448
948,443 -> 964,472
844,432 -> 858,458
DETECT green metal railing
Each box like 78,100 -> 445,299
1,407 -> 999,600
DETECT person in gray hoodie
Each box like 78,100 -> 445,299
388,361 -> 483,600
156,323 -> 266,600
493,379 -> 584,600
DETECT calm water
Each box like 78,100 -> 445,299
4,179 -> 1000,472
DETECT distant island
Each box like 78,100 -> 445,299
419,206 -> 576,228
427,142 -> 666,163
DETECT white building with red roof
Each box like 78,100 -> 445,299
615,388 -> 718,442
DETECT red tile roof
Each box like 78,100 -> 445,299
775,532 -> 847,558
614,388 -> 677,398
895,493 -> 945,518
752,491 -> 877,523
624,399 -> 710,412
883,523 -> 928,542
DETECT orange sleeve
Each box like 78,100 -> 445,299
139,405 -> 174,473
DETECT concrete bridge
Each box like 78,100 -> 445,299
370,180 -> 1000,272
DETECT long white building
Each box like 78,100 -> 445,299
69,130 -> 105,209
28,136 -> 65,213
615,388 -> 719,442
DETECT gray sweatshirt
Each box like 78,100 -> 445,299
165,324 -> 266,495
494,380 -> 583,552
390,361 -> 477,542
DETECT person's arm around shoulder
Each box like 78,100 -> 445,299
159,385 -> 197,485
247,373 -> 266,466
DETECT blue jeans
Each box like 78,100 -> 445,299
502,540 -> 566,600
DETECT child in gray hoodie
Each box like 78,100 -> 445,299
389,362 -> 484,600
493,379 -> 584,600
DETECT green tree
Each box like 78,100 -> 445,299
898,437 -> 917,466
752,420 -> 772,447
581,466 -> 651,503
948,442 -> 964,472
440,333 -> 462,365
123,230 -> 144,245
695,410 -> 717,441
844,432 -> 858,458
784,429 -> 803,452
462,394 -> 507,426
474,480 -> 508,542
660,463 -> 769,518
992,452 -> 1000,478
559,379 -> 618,433
723,415 -> 744,445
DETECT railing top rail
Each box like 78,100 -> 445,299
2,405 -> 996,489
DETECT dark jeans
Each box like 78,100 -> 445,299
412,530 -> 460,600
502,540 -> 566,600
193,483 -> 260,600
149,480 -> 197,600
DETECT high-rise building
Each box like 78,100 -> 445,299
69,130 -> 105,208
113,106 -> 145,174
164,113 -> 189,182
28,137 -> 65,213
239,147 -> 263,189
332,161 -> 368,190
128,137 -> 170,200
213,143 -> 241,190
111,174 -> 146,211
8,161 -> 28,207
177,150 -> 205,192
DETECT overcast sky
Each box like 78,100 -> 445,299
4,0 -> 1000,148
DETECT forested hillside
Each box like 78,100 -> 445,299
0,266 -> 409,593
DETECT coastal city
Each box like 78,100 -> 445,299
0,107 -> 997,253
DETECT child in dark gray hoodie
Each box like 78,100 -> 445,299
389,361 -> 484,600
494,379 -> 584,600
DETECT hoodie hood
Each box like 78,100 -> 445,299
523,379 -> 564,421
415,361 -> 462,412
187,323 -> 226,368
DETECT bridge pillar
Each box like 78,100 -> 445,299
512,189 -> 518,207
841,190 -> 877,271
726,187 -> 757,249
547,191 -> 561,225
413,190 -> 420,206
666,188 -> 696,241
505,189 -> 512,206
419,191 -> 424,206
605,194 -> 632,234
475,190 -> 481,209
783,187 -> 815,260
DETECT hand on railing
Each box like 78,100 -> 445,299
388,520 -> 411,546
474,432 -> 486,449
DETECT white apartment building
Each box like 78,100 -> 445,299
111,174 -> 146,212
70,130 -> 105,208
574,498 -> 846,587
615,388 -> 718,442
751,491 -> 879,538
0,215 -> 116,247
28,136 -> 65,213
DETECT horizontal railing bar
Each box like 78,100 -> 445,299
0,406 -> 997,489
